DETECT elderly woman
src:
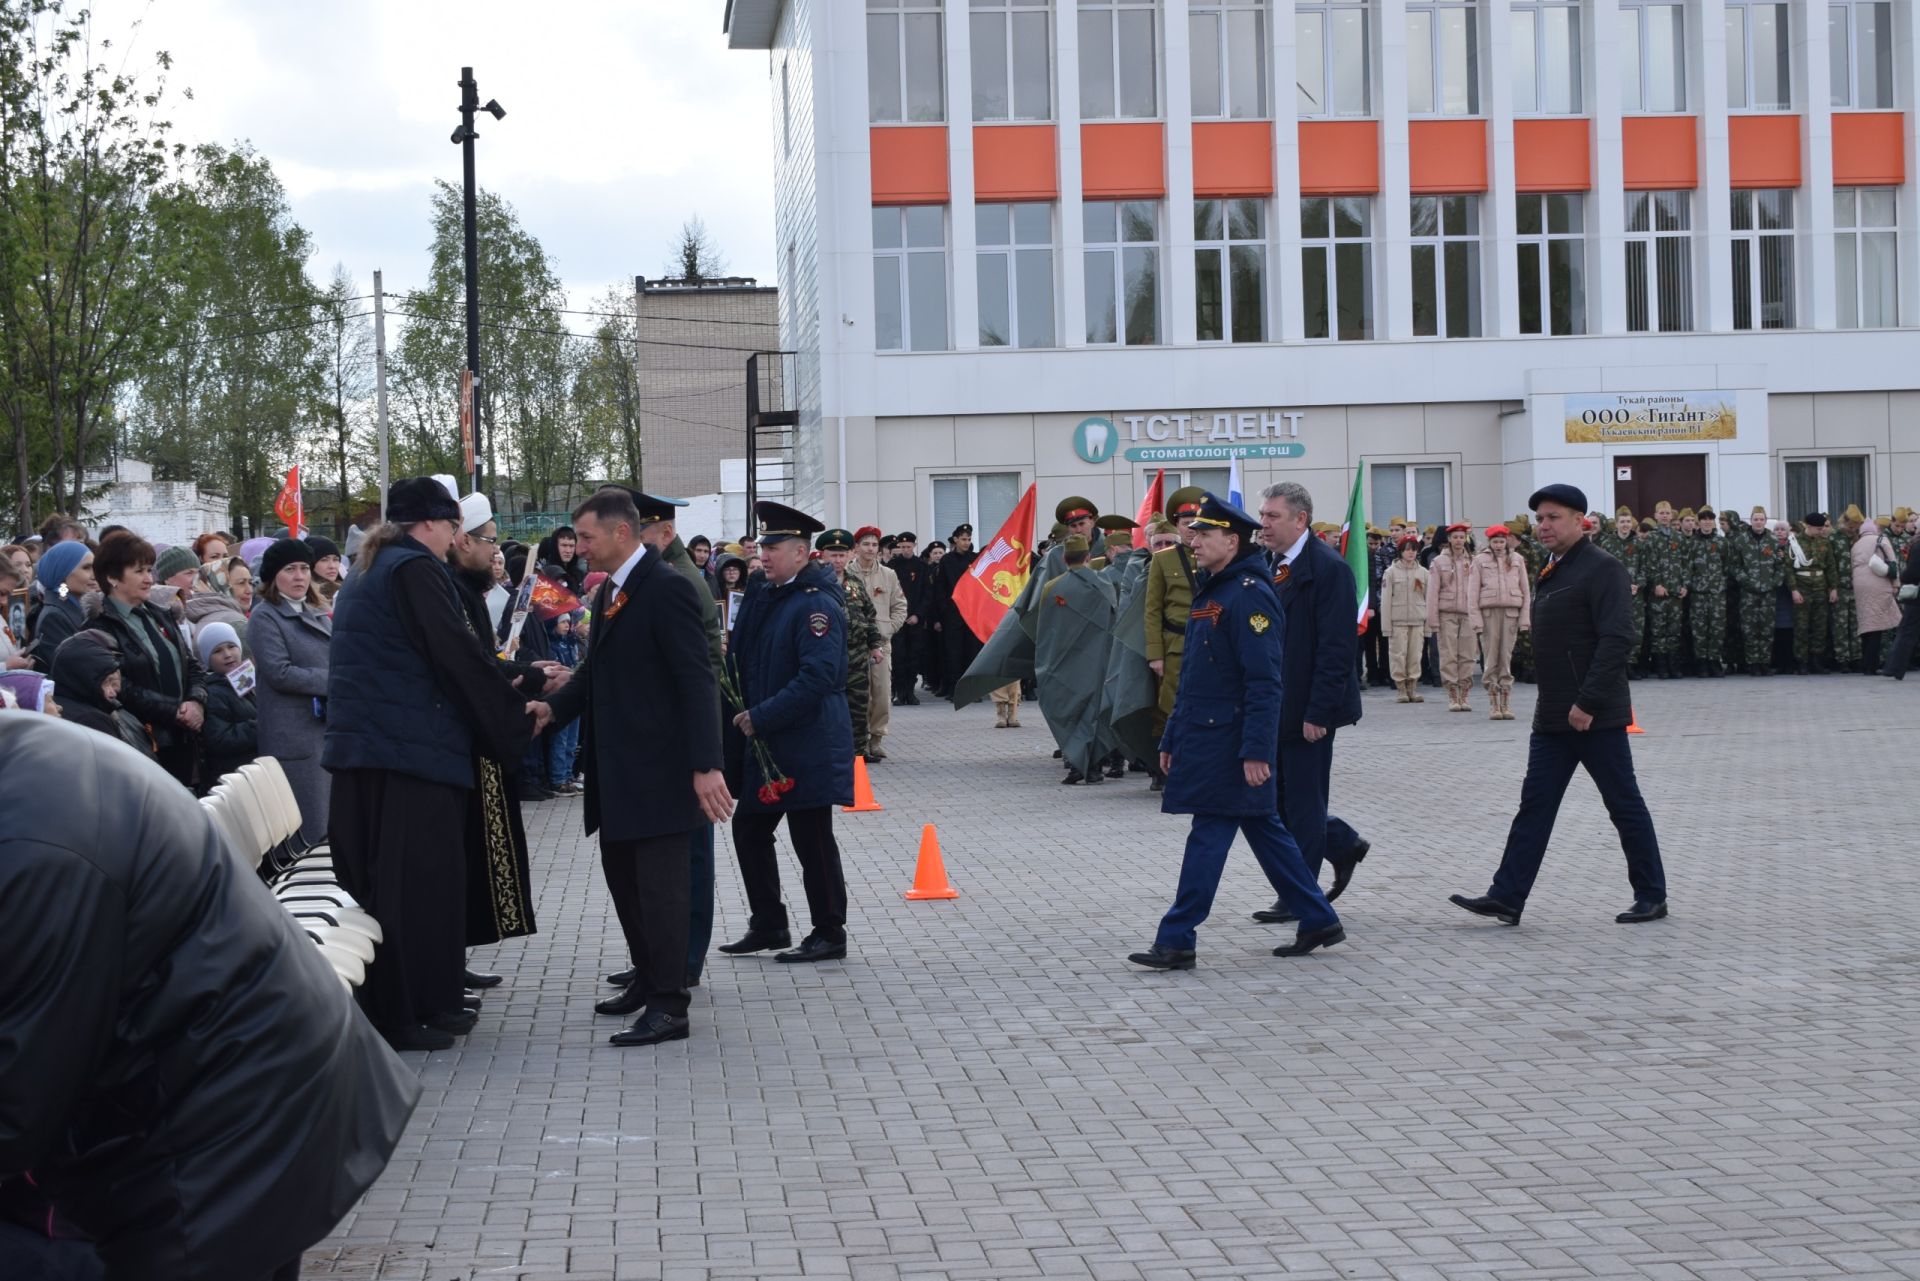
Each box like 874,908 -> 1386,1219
26,540 -> 95,675
182,560 -> 252,656
1852,518 -> 1902,675
82,531 -> 207,786
249,537 -> 334,845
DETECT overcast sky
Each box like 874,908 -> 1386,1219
90,0 -> 777,303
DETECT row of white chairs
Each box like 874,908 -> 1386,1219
201,758 -> 383,988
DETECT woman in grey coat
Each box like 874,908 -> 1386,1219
249,539 -> 334,844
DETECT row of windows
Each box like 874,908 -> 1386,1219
867,0 -> 1899,126
872,188 -> 1903,350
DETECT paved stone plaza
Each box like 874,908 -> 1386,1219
307,674 -> 1920,1280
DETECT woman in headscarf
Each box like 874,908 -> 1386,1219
182,559 -> 253,656
26,540 -> 94,676
82,531 -> 207,787
1851,518 -> 1902,675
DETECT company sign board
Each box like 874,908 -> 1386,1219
1563,392 -> 1737,445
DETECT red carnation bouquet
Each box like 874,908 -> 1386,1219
718,654 -> 793,804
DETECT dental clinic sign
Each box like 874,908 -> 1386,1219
1074,409 -> 1308,464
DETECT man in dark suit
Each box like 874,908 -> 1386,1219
543,488 -> 735,1047
1250,481 -> 1370,924
1451,483 -> 1668,927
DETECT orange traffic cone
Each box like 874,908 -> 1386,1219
903,824 -> 960,900
843,756 -> 883,812
1626,707 -> 1645,734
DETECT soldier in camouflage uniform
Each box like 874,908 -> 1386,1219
817,529 -> 885,756
1734,506 -> 1784,674
1889,507 -> 1914,559
1719,509 -> 1746,669
1640,500 -> 1691,678
1830,505 -> 1865,670
1787,513 -> 1842,673
1508,512 -> 1544,682
1689,507 -> 1732,676
1594,507 -> 1649,677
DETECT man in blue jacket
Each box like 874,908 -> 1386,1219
1129,494 -> 1345,970
1250,482 -> 1371,926
719,501 -> 857,964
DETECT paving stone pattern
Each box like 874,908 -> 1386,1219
307,675 -> 1920,1280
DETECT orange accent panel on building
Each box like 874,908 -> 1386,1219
1621,116 -> 1698,189
1297,120 -> 1380,195
973,124 -> 1059,201
1832,111 -> 1906,186
1514,118 -> 1591,191
1408,119 -> 1488,193
1192,121 -> 1274,196
870,126 -> 950,206
1080,122 -> 1167,198
1728,115 -> 1802,188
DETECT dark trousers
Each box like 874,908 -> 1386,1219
1884,600 -> 1920,677
1156,814 -> 1338,951
892,623 -> 922,698
1488,729 -> 1666,910
601,831 -> 693,1019
1274,731 -> 1362,881
731,806 -> 848,942
687,823 -> 715,983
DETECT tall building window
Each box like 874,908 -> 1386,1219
1830,3 -> 1893,110
868,0 -> 946,124
1410,195 -> 1481,337
1371,463 -> 1450,528
1511,2 -> 1581,114
934,472 -> 1023,536
972,0 -> 1051,121
1190,0 -> 1267,119
1296,1 -> 1370,118
1835,188 -> 1898,328
1084,200 -> 1161,344
1300,196 -> 1373,340
1725,3 -> 1790,111
1516,193 -> 1585,335
977,203 -> 1056,347
1619,3 -> 1686,113
1407,1 -> 1480,116
1731,189 -> 1795,331
1625,190 -> 1693,333
874,206 -> 950,351
1194,198 -> 1267,342
1079,0 -> 1159,121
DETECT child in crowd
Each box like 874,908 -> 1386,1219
196,620 -> 258,784
1380,536 -> 1430,704
49,631 -> 154,757
545,613 -> 582,794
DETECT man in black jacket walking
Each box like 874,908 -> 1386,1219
1451,483 -> 1668,927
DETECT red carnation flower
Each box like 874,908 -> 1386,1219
757,784 -> 778,805
776,777 -> 796,794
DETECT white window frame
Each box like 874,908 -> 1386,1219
1190,0 -> 1268,120
1515,192 -> 1587,335
931,471 -> 1024,537
1078,0 -> 1161,122
971,0 -> 1053,122
1511,1 -> 1582,115
1725,2 -> 1792,112
1369,461 -> 1452,528
1084,199 -> 1163,345
1835,187 -> 1899,329
873,206 -> 951,352
1619,1 -> 1687,114
1194,198 -> 1269,343
1300,195 -> 1375,341
1829,2 -> 1894,111
1730,188 -> 1796,331
1407,0 -> 1481,117
1783,454 -> 1870,520
976,202 -> 1057,348
868,0 -> 947,125
1624,190 -> 1694,333
1410,194 -> 1482,337
1295,0 -> 1372,119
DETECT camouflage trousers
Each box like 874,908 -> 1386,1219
1630,593 -> 1649,669
1740,592 -> 1776,668
1832,592 -> 1862,666
847,660 -> 871,757
1649,592 -> 1685,655
1794,596 -> 1833,664
1690,591 -> 1726,665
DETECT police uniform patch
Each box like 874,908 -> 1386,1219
1249,612 -> 1271,634
808,612 -> 830,636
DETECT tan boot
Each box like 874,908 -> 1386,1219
1005,701 -> 1021,728
1459,682 -> 1474,713
1503,689 -> 1518,720
1409,682 -> 1425,703
1396,680 -> 1412,704
993,701 -> 1008,728
1488,689 -> 1501,720
1445,683 -> 1461,711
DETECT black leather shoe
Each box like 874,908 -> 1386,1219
775,935 -> 847,963
381,1022 -> 455,1052
464,969 -> 502,988
1251,901 -> 1297,924
1061,768 -> 1085,785
605,967 -> 637,987
610,1010 -> 690,1047
1127,944 -> 1196,971
899,691 -> 921,706
1273,923 -> 1345,957
1104,760 -> 1126,779
426,1007 -> 478,1034
1325,838 -> 1371,902
1615,900 -> 1668,924
1149,774 -> 1164,792
461,994 -> 483,1010
594,983 -> 648,1016
1449,893 -> 1521,926
718,928 -> 791,954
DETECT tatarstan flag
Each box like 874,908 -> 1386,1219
1340,462 -> 1370,635
956,483 -> 1037,643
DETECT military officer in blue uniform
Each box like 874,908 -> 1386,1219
718,501 -> 858,964
1129,494 -> 1346,970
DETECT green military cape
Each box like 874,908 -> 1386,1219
1033,565 -> 1119,774
1099,550 -> 1159,761
949,542 -> 1068,709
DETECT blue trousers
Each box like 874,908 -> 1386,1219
687,823 -> 715,983
1276,731 -> 1363,879
1488,729 -> 1667,910
1157,813 -> 1339,951
546,719 -> 581,787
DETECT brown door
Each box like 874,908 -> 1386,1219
1612,454 -> 1707,517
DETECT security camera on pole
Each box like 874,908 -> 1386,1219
451,66 -> 505,497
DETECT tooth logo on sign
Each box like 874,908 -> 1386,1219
1073,416 -> 1118,464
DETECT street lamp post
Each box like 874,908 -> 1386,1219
451,67 -> 505,496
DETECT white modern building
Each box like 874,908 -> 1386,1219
725,0 -> 1920,537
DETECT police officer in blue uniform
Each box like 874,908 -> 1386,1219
718,501 -> 858,964
1129,494 -> 1346,970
